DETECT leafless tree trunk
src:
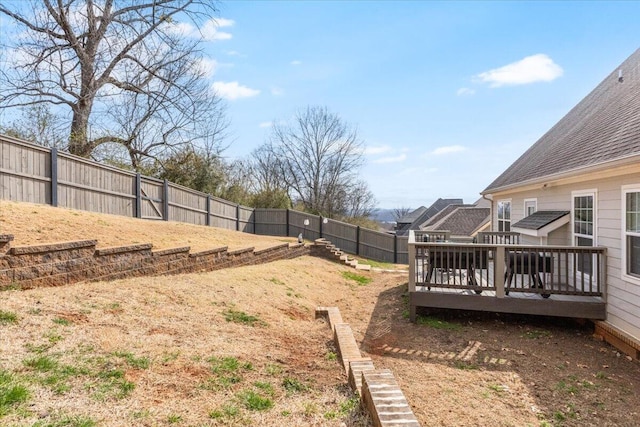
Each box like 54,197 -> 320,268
263,105 -> 375,218
0,0 -> 223,163
393,207 -> 413,222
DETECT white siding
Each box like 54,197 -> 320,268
491,170 -> 640,341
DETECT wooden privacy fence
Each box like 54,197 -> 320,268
0,134 -> 407,263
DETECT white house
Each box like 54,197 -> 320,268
481,48 -> 640,358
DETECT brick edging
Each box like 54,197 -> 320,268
594,320 -> 640,360
316,306 -> 420,427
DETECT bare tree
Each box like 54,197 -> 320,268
247,145 -> 288,194
393,207 -> 412,222
0,103 -> 67,149
0,0 -> 223,163
341,180 -> 377,219
264,105 -> 375,218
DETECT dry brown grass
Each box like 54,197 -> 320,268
0,200 -> 295,251
0,258 -> 374,426
2,201 -> 640,427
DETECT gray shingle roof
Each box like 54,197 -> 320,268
425,207 -> 490,237
397,206 -> 427,225
483,48 -> 640,193
419,204 -> 474,228
407,198 -> 464,231
511,210 -> 569,230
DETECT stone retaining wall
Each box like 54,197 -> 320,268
0,234 -> 309,290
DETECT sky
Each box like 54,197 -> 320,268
199,1 -> 640,209
1,1 -> 639,210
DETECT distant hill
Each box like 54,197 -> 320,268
370,208 -> 397,223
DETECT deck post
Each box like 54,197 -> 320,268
408,231 -> 416,293
408,231 -> 417,322
494,244 -> 506,298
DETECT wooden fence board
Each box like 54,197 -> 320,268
0,138 -> 50,204
140,178 -> 164,220
254,209 -> 288,236
57,153 -> 135,216
359,228 -> 395,263
323,219 -> 358,254
239,206 -> 254,233
289,210 -> 320,241
209,196 -> 237,230
168,183 -> 208,226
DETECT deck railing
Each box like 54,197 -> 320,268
477,231 -> 521,244
413,230 -> 451,242
408,231 -> 607,299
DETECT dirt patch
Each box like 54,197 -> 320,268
346,279 -> 640,427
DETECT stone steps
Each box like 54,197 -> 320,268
312,238 -> 371,271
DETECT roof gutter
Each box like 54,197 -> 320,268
481,152 -> 640,196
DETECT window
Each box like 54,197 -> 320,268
524,199 -> 537,217
497,200 -> 511,232
623,186 -> 640,279
572,190 -> 596,276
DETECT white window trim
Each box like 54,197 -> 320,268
571,189 -> 597,246
497,199 -> 512,232
571,189 -> 598,282
621,184 -> 640,285
524,198 -> 537,217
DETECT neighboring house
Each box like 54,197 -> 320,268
395,206 -> 428,232
481,48 -> 640,354
395,198 -> 463,236
423,206 -> 491,241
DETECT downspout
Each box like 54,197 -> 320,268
482,194 -> 493,231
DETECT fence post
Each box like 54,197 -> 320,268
163,179 -> 169,221
319,216 -> 323,238
494,245 -> 505,298
236,204 -> 240,231
356,226 -> 360,255
286,209 -> 290,237
394,234 -> 398,264
135,173 -> 141,218
50,148 -> 58,207
206,195 -> 211,226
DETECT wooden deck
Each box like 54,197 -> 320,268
408,232 -> 607,321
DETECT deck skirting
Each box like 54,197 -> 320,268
410,290 -> 606,320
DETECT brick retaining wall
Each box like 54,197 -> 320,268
0,234 -> 309,290
316,306 -> 420,427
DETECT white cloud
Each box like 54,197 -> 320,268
373,154 -> 407,164
271,86 -> 284,96
168,17 -> 234,41
212,81 -> 260,100
259,121 -> 273,128
431,145 -> 466,155
290,60 -> 302,66
225,50 -> 245,57
195,57 -> 218,78
456,87 -> 476,96
475,54 -> 563,87
201,18 -> 234,41
365,145 -> 392,156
